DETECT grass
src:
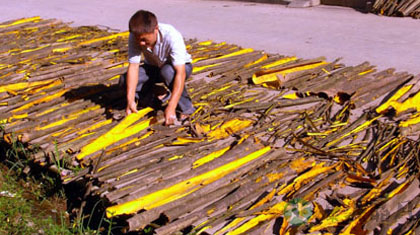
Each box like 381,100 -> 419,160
0,125 -> 118,234
0,171 -> 71,235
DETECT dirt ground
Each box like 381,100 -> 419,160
0,0 -> 419,73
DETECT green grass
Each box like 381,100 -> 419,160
0,125 -> 109,234
0,172 -> 72,235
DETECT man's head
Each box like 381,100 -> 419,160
129,10 -> 158,48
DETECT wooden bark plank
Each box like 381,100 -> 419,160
162,149 -> 287,221
95,140 -> 212,183
114,140 -> 261,204
20,107 -> 105,143
103,140 -> 244,202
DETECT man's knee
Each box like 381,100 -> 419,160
160,64 -> 175,85
118,73 -> 127,88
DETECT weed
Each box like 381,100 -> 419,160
52,140 -> 63,176
0,172 -> 71,235
5,133 -> 27,175
0,131 -> 121,234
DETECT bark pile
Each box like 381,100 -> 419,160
1,17 -> 420,234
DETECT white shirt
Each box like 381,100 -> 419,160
128,23 -> 192,67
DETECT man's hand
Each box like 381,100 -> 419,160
164,105 -> 177,126
164,64 -> 186,125
126,63 -> 139,116
126,101 -> 138,115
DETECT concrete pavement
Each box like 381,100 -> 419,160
0,0 -> 419,73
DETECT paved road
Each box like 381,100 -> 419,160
1,0 -> 419,73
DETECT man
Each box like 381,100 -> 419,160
122,10 -> 195,125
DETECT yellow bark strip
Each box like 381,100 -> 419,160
17,44 -> 50,55
308,201 -> 325,222
192,63 -> 220,73
194,123 -> 211,134
223,164 -> 338,234
309,199 -> 355,232
52,47 -> 71,53
0,16 -> 41,29
192,56 -> 209,63
27,79 -> 63,94
198,40 -> 213,46
400,113 -> 420,127
217,48 -> 254,59
207,119 -> 254,140
397,161 -> 410,179
226,201 -> 288,235
223,96 -> 256,109
358,69 -> 375,76
0,79 -> 55,93
36,105 -> 101,130
327,115 -> 381,147
196,226 -> 212,235
168,155 -> 183,161
376,85 -> 413,113
107,62 -> 129,70
388,90 -> 420,114
244,54 -> 268,68
215,188 -> 277,235
51,127 -> 72,137
171,137 -> 204,145
107,130 -> 154,153
377,138 -> 399,152
200,84 -> 233,99
386,178 -> 412,199
278,61 -> 328,75
252,61 -> 328,87
282,92 -> 300,100
322,68 -> 331,75
261,57 -> 297,69
106,146 -> 271,217
289,157 -> 315,173
360,172 -> 393,205
78,31 -> 129,46
12,89 -> 69,113
7,113 -> 28,123
76,107 -> 153,160
380,139 -> 406,163
193,146 -> 230,168
0,30 -> 19,36
57,34 -> 82,42
65,132 -> 96,146
340,204 -> 376,235
80,117 -> 153,160
77,119 -> 113,135
278,162 -> 340,196
118,169 -> 139,179
96,132 -> 153,173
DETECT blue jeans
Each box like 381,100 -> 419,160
120,63 -> 195,115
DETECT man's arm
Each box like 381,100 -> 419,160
165,64 -> 186,125
126,63 -> 139,115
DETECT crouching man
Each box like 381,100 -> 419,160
121,10 -> 195,125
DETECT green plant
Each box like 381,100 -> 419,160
5,133 -> 28,175
0,132 -> 117,234
52,140 -> 63,176
0,172 -> 71,235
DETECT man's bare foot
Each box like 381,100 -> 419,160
180,114 -> 190,122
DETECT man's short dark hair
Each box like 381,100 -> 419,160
129,10 -> 158,35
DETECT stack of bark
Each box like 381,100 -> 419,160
371,0 -> 420,18
1,17 -> 420,234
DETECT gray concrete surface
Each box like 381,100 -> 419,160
0,0 -> 419,74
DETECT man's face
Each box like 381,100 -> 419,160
135,27 -> 158,49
